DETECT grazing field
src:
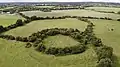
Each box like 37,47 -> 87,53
0,38 -> 97,67
1,5 -> 120,67
4,18 -> 88,36
86,7 -> 120,13
0,14 -> 24,27
43,35 -> 80,48
90,19 -> 120,67
35,6 -> 55,8
21,9 -> 120,19
0,7 -> 14,10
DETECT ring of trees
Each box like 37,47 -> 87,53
27,28 -> 87,56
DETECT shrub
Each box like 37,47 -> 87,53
16,19 -> 24,26
95,46 -> 113,61
0,25 -> 5,33
16,36 -> 23,41
28,36 -> 37,42
25,42 -> 32,48
97,58 -> 113,67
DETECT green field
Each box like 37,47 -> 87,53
86,7 -> 120,13
43,35 -> 80,48
4,18 -> 88,36
0,38 -> 97,67
1,6 -> 120,67
90,19 -> 120,67
0,14 -> 24,27
21,9 -> 120,19
0,7 -> 14,10
35,6 -> 55,8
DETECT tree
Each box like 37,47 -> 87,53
16,19 -> 23,26
117,11 -> 120,14
25,42 -> 32,48
16,36 -> 23,41
97,58 -> 112,67
28,36 -> 37,42
0,25 -> 5,33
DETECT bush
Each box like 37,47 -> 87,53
25,42 -> 32,48
36,43 -> 46,52
95,46 -> 113,61
16,19 -> 24,26
28,36 -> 37,42
0,25 -> 5,33
97,58 -> 113,67
16,36 -> 23,41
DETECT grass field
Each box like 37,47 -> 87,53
90,19 -> 120,67
4,18 -> 88,37
0,38 -> 97,67
0,14 -> 24,27
43,35 -> 80,48
86,7 -> 120,13
21,9 -> 120,19
35,6 -> 55,8
0,7 -> 14,10
1,6 -> 120,67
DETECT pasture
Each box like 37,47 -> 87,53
86,7 -> 120,13
35,6 -> 55,8
21,9 -> 120,19
0,14 -> 24,27
0,38 -> 97,67
90,19 -> 120,67
4,18 -> 88,36
1,6 -> 120,67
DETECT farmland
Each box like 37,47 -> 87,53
4,18 -> 87,36
0,14 -> 24,27
0,2 -> 120,67
21,9 -> 120,19
86,7 -> 120,13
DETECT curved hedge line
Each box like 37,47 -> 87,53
27,28 -> 87,56
1,12 -> 120,34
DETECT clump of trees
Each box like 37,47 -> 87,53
0,25 -> 6,33
19,13 -> 30,19
26,28 -> 87,56
43,44 -> 86,56
95,46 -> 113,67
117,11 -> 120,14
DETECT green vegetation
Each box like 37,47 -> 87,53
0,38 -> 97,67
21,9 -> 120,19
43,35 -> 79,48
0,7 -> 14,10
0,14 -> 24,27
0,5 -> 120,67
86,7 -> 120,13
90,19 -> 120,67
4,18 -> 88,36
35,6 -> 55,8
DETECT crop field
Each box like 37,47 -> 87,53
21,9 -> 120,19
86,7 -> 120,13
0,14 -> 24,27
4,18 -> 88,36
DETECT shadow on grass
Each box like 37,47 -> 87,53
112,55 -> 120,67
